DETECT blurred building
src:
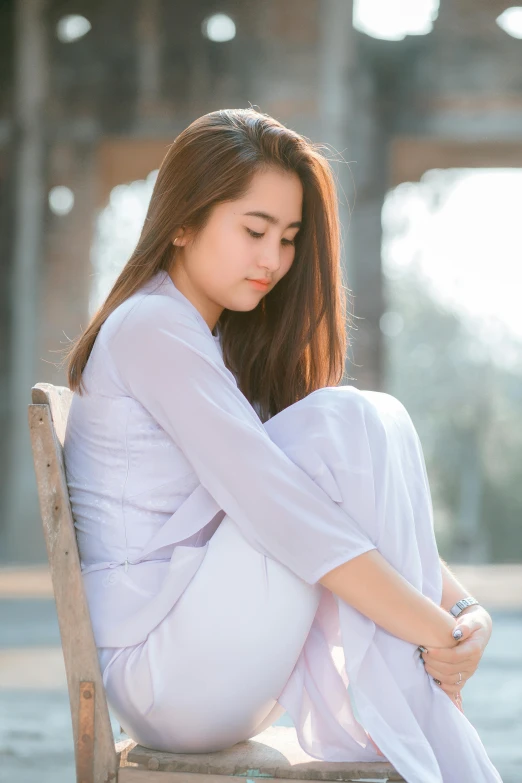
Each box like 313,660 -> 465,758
1,0 -> 521,563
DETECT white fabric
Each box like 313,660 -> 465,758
97,515 -> 319,753
64,270 -> 502,783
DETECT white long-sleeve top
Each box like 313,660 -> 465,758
64,270 -> 378,644
63,270 -> 502,783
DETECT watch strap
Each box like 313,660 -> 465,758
449,597 -> 479,617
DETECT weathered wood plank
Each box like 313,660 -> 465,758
78,681 -> 96,783
120,770 -> 402,783
126,727 -> 404,781
31,383 -> 73,446
28,388 -> 117,783
117,738 -> 139,768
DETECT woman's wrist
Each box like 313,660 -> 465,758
448,596 -> 480,616
430,619 -> 460,649
455,602 -> 492,630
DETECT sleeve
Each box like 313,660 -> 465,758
106,297 -> 377,584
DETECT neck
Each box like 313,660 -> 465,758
168,262 -> 222,332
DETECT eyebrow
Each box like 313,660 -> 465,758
242,211 -> 302,229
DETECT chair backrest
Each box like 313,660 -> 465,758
28,383 -> 117,783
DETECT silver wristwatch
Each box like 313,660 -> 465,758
449,597 -> 480,617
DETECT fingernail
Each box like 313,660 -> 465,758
418,645 -> 428,653
453,629 -> 463,640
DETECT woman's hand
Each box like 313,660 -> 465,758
420,605 -> 492,699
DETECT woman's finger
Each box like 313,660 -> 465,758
422,653 -> 469,692
432,678 -> 467,696
439,681 -> 466,696
423,659 -> 473,677
421,637 -> 481,665
429,669 -> 468,694
453,614 -> 486,641
422,656 -> 478,684
424,665 -> 465,683
420,642 -> 481,675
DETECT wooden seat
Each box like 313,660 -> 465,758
28,382 -> 405,783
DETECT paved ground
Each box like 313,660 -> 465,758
0,566 -> 521,782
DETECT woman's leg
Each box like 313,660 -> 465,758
101,514 -> 321,753
101,384 -> 501,781
102,383 -> 433,754
101,384 -> 405,756
265,384 -> 456,648
264,385 -> 501,782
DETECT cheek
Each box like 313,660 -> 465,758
280,249 -> 296,277
213,227 -> 251,264
193,229 -> 238,275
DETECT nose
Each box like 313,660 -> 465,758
258,244 -> 282,275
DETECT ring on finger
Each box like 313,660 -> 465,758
434,678 -> 442,686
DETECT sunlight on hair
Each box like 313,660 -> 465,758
48,186 -> 74,216
382,169 -> 522,370
353,0 -> 439,41
56,15 -> 92,43
202,13 -> 236,42
89,170 -> 158,315
496,7 -> 522,39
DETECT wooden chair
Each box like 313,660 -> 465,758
27,382 -> 405,783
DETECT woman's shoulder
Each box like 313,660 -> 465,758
100,278 -> 206,350
95,275 -> 229,385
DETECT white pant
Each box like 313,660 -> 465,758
99,514 -> 321,752
98,387 -> 502,783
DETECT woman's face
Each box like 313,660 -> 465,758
169,166 -> 303,331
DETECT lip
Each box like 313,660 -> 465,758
247,279 -> 271,290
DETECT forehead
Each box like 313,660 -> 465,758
235,168 -> 303,215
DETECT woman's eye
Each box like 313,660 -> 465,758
246,228 -> 295,246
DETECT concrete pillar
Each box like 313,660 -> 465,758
318,0 -> 354,270
3,0 -> 49,563
345,45 -> 388,393
319,0 -> 386,391
36,141 -> 97,389
136,0 -> 161,118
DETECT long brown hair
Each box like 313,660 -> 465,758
66,108 -> 351,421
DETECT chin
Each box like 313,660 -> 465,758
233,301 -> 263,313
224,295 -> 265,313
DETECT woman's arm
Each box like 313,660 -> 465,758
439,558 -> 492,640
418,558 -> 493,695
107,297 -> 458,652
440,558 -> 473,610
320,550 -> 458,650
439,559 -> 491,625
107,299 -> 378,584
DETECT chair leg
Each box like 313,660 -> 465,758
77,681 -> 95,783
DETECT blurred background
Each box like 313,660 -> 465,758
0,0 -> 521,780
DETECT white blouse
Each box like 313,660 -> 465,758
64,270 -> 501,783
64,270 -> 378,648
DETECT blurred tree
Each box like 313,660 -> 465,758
383,265 -> 522,563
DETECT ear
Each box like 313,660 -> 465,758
171,227 -> 188,247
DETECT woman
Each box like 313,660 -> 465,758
63,108 -> 501,783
